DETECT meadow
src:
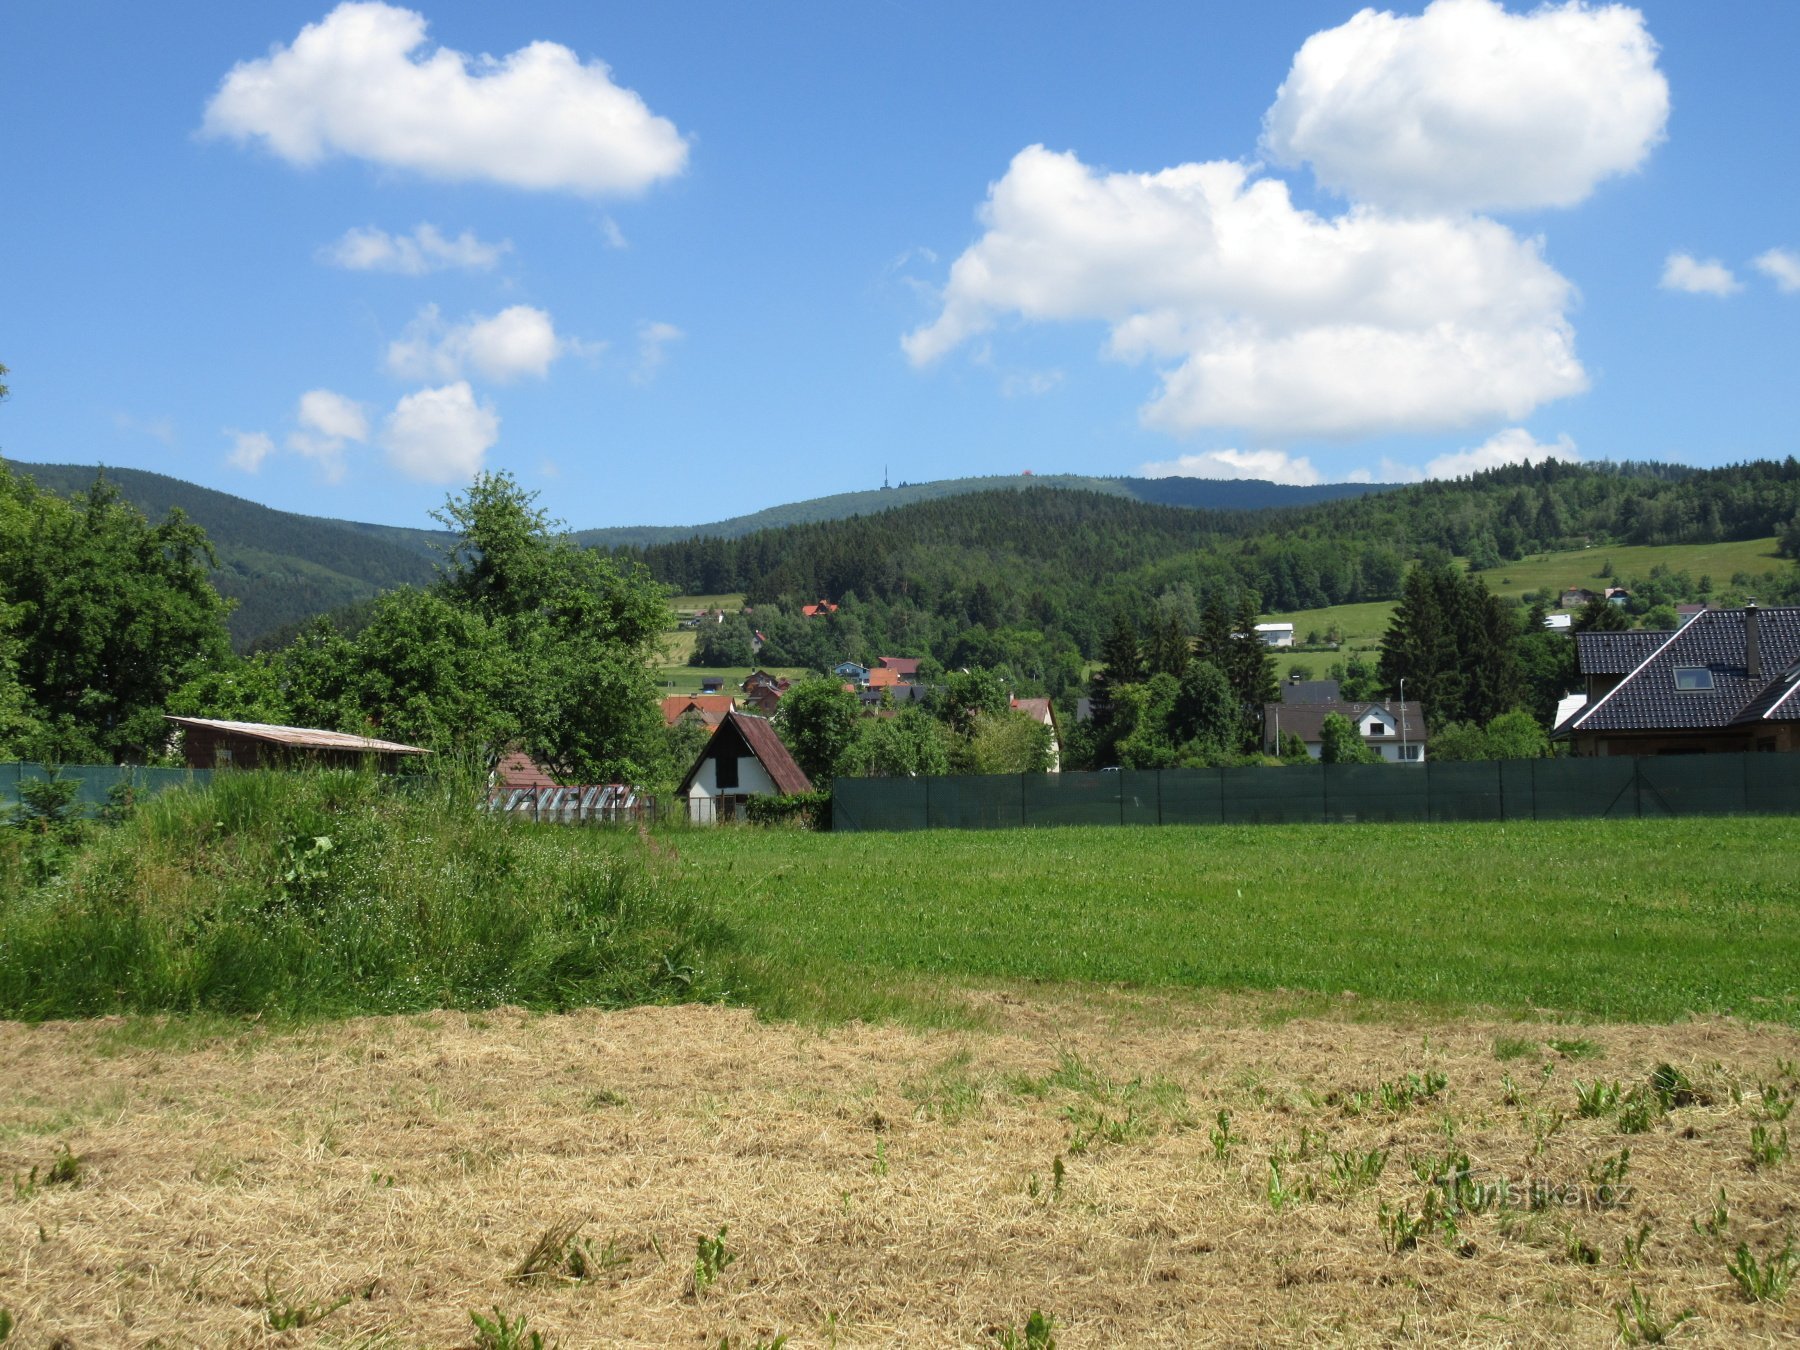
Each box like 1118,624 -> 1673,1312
5,779 -> 1800,1345
671,818 -> 1800,1029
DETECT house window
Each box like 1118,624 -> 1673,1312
1400,745 -> 1423,761
1365,723 -> 1388,736
715,754 -> 739,789
214,744 -> 233,768
1673,667 -> 1714,691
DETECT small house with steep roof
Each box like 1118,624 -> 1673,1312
676,710 -> 813,823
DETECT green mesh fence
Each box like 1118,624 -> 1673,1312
1222,763 -> 1323,824
1324,762 -> 1430,823
1747,756 -> 1800,814
1531,757 -> 1639,818
925,774 -> 1023,830
1155,770 -> 1223,826
831,754 -> 1800,832
1427,761 -> 1506,822
1119,770 -> 1164,826
1635,755 -> 1749,817
832,776 -> 928,832
1022,771 -> 1121,827
1,763 -> 213,816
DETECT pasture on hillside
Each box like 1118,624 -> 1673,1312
1264,536 -> 1784,680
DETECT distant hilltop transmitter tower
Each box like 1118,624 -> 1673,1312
881,465 -> 891,490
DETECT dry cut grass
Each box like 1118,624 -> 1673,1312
3,992 -> 1799,1347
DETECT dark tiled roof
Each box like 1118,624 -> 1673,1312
1281,679 -> 1341,704
1568,607 -> 1800,733
1575,629 -> 1674,675
1263,700 -> 1427,745
1730,657 -> 1800,725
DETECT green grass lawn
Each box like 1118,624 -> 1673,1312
663,817 -> 1800,1026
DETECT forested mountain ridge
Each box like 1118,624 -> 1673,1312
9,456 -> 1798,668
6,461 -> 451,650
570,473 -> 1386,549
4,460 -> 1379,646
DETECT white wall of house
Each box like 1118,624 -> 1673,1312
1295,737 -> 1425,763
1254,623 -> 1295,648
685,751 -> 780,823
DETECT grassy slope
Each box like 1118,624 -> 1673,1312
657,594 -> 808,694
1265,536 -> 1786,680
668,818 -> 1800,1026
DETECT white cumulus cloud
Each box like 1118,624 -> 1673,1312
202,2 -> 687,196
905,146 -> 1586,441
225,429 -> 275,472
1414,426 -> 1578,480
1136,448 -> 1322,486
1660,252 -> 1741,297
1262,0 -> 1668,214
386,304 -> 565,383
286,388 -> 370,481
1752,247 -> 1800,294
321,223 -> 510,274
381,382 -> 499,483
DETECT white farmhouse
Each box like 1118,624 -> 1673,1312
1253,622 -> 1296,648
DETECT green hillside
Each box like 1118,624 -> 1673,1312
5,461 -> 450,650
571,473 -> 1385,548
1,461 -> 1386,648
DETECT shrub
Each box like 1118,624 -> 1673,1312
0,766 -> 727,1020
744,791 -> 831,830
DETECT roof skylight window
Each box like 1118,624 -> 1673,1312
1673,667 -> 1714,691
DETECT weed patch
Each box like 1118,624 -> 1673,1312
1726,1235 -> 1797,1302
0,768 -> 727,1020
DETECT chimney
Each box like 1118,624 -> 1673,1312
1745,600 -> 1762,681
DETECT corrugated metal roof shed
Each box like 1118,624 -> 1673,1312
165,716 -> 429,755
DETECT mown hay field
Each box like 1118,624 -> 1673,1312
4,996 -> 1798,1346
5,809 -> 1800,1345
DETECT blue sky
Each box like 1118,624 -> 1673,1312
2,1 -> 1796,530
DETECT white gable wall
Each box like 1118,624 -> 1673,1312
687,753 -> 778,801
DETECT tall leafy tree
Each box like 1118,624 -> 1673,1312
774,677 -> 863,785
0,467 -> 231,762
844,705 -> 951,778
1319,712 -> 1379,764
1169,659 -> 1236,757
1090,613 -> 1143,726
